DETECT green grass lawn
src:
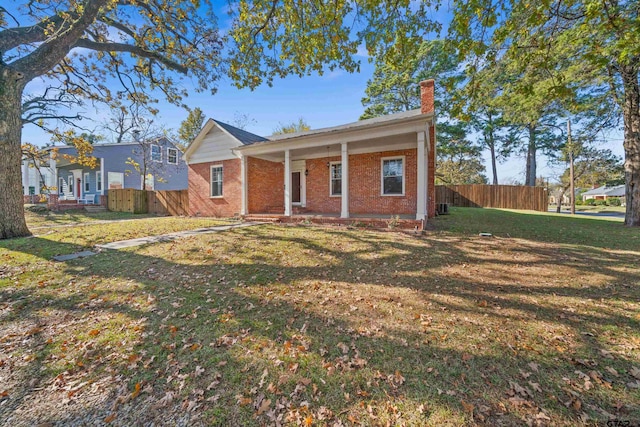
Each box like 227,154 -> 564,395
1,208 -> 639,426
24,206 -> 154,228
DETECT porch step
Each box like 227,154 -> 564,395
264,205 -> 284,214
243,215 -> 282,223
85,205 -> 107,213
292,206 -> 310,214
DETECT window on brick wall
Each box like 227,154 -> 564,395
330,162 -> 341,196
210,165 -> 223,197
381,157 -> 404,195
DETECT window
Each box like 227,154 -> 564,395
210,165 -> 223,197
381,157 -> 404,195
151,144 -> 162,162
167,148 -> 178,164
68,176 -> 73,194
96,171 -> 102,192
84,172 -> 90,192
330,162 -> 342,196
108,172 -> 124,189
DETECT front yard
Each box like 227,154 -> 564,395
1,209 -> 639,426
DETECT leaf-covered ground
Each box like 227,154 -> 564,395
1,208 -> 639,426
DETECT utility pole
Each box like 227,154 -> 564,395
568,119 -> 575,215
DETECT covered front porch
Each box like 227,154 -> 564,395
53,154 -> 105,204
235,109 -> 435,224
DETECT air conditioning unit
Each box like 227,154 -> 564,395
437,203 -> 449,215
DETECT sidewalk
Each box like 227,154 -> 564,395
52,222 -> 264,261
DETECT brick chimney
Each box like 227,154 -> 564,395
419,79 -> 435,114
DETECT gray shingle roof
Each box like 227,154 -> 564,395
214,120 -> 268,145
581,185 -> 625,197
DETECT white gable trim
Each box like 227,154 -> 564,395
183,119 -> 216,162
183,119 -> 244,164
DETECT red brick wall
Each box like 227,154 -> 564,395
349,149 -> 417,215
305,156 -> 341,213
301,150 -> 418,215
188,159 -> 241,217
247,157 -> 283,213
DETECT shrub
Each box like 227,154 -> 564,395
608,197 -> 622,206
594,199 -> 607,206
585,198 -> 596,206
575,199 -> 584,206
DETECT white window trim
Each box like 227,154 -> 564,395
151,144 -> 162,163
84,172 -> 90,192
210,164 -> 223,198
329,161 -> 342,197
167,147 -> 178,164
96,171 -> 102,192
380,156 -> 405,196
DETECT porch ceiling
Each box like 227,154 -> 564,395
248,132 -> 419,162
237,111 -> 431,162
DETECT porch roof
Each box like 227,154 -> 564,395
234,109 -> 433,160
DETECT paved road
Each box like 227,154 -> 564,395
549,209 -> 625,218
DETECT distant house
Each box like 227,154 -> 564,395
48,137 -> 187,204
21,157 -> 56,196
581,185 -> 626,203
183,80 -> 436,226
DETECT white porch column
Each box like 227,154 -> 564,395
416,130 -> 427,221
49,157 -> 57,193
99,157 -> 105,195
340,142 -> 349,218
284,149 -> 291,216
240,154 -> 248,215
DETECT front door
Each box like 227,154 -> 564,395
291,172 -> 301,204
76,178 -> 81,198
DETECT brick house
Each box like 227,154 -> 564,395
184,80 -> 436,226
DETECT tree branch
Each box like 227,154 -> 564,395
12,0 -> 110,81
0,14 -> 64,52
71,38 -> 189,74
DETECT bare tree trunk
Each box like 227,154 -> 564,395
489,141 -> 498,185
0,68 -> 31,239
621,65 -> 640,226
525,125 -> 537,186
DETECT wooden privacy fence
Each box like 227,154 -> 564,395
108,189 -> 189,215
435,184 -> 547,212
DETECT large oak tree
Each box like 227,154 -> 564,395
1,0 -> 436,239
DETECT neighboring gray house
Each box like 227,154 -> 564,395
50,137 -> 187,203
581,185 -> 626,203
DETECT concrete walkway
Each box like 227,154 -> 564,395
51,222 -> 264,261
96,222 -> 263,250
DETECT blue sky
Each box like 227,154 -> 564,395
17,2 -> 625,185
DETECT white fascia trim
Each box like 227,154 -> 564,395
235,117 -> 430,157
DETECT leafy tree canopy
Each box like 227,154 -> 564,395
177,108 -> 206,150
272,118 -> 311,135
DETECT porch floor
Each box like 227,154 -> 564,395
243,212 -> 423,230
